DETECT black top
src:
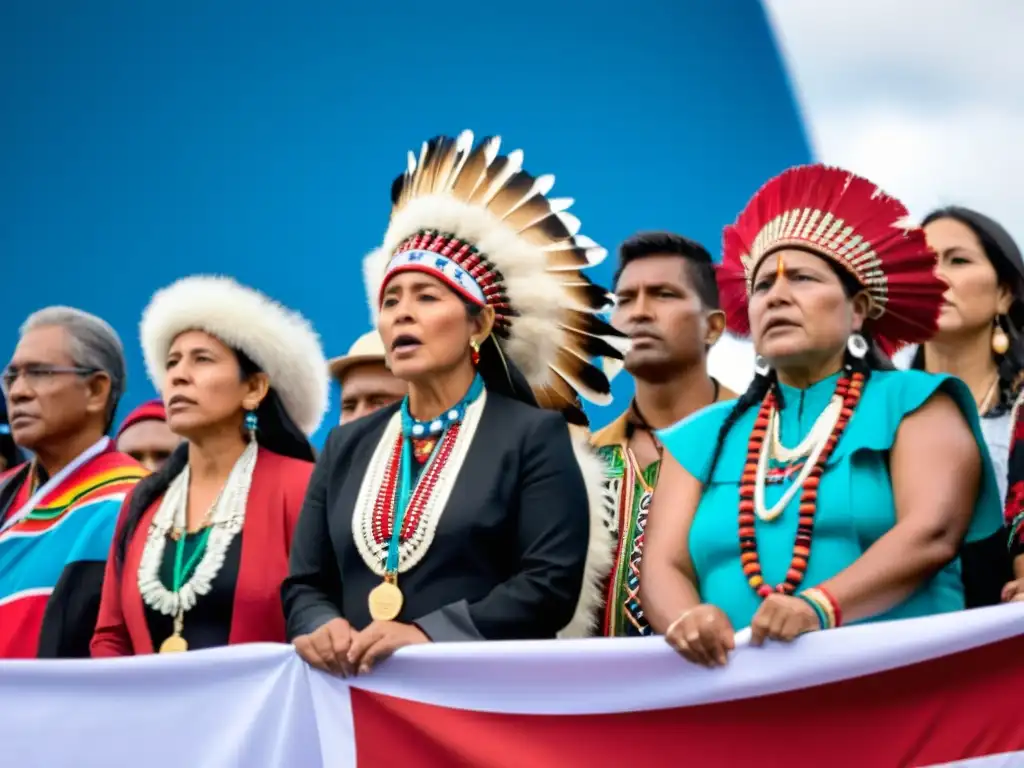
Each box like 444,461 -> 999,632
282,392 -> 591,642
143,531 -> 242,651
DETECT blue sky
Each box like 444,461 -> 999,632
1,0 -> 811,439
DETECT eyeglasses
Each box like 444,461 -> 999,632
1,364 -> 100,393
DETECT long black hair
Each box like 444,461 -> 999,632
464,302 -> 540,410
114,347 -> 314,571
702,258 -> 894,485
912,206 -> 1024,413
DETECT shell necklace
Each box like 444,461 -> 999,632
755,394 -> 842,522
138,440 -> 257,652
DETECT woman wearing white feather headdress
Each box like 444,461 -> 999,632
284,131 -> 626,675
92,276 -> 329,656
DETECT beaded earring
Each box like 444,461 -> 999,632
244,410 -> 258,440
470,338 -> 481,367
993,316 -> 1010,356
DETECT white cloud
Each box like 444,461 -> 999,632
764,0 -> 1024,244
706,2 -> 1024,393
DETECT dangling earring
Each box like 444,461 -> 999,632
847,332 -> 869,360
244,410 -> 258,441
470,338 -> 481,367
992,316 -> 1010,355
754,355 -> 771,377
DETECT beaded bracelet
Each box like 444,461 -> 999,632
799,587 -> 843,629
795,593 -> 828,630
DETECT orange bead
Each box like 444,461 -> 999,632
741,552 -> 758,564
793,545 -> 810,557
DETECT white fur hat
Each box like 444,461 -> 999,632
140,275 -> 329,436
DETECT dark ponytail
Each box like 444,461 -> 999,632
114,347 -> 314,571
463,301 -> 540,410
476,335 -> 540,408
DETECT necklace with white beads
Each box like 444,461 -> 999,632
138,440 -> 257,617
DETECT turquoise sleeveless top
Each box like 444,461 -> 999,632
657,370 -> 1002,629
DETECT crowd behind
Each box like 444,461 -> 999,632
2,131 -> 1023,675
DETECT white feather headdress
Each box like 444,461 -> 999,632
364,130 -> 628,420
140,275 -> 329,436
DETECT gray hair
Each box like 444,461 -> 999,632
20,306 -> 126,431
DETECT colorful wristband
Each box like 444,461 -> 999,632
795,593 -> 828,630
801,586 -> 842,629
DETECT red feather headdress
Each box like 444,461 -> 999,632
718,164 -> 946,355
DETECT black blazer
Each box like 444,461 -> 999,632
282,392 -> 591,642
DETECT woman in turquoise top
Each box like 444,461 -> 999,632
639,164 -> 1003,667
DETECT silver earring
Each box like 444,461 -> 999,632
847,333 -> 868,360
754,355 -> 771,377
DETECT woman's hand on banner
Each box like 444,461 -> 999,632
293,618 -> 356,677
664,604 -> 735,667
749,594 -> 820,646
347,621 -> 430,675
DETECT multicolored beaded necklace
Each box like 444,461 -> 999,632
374,374 -> 485,550
402,374 -> 485,464
739,369 -> 865,598
364,374 -> 485,621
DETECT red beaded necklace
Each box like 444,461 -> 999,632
739,370 -> 865,598
371,424 -> 461,546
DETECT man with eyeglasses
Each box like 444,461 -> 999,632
0,306 -> 147,658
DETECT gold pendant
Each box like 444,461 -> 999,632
159,609 -> 188,653
159,634 -> 188,653
368,579 -> 404,621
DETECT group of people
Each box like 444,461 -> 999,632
2,130 -> 1023,674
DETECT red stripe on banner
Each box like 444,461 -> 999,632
351,634 -> 1024,768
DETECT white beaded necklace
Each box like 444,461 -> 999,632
754,396 -> 841,522
352,391 -> 485,577
138,441 -> 258,617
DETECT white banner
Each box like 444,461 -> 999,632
1,605 -> 1023,767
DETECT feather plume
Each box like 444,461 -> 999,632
366,130 -> 628,411
720,164 -> 945,355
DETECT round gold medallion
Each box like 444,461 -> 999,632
368,580 -> 404,621
159,634 -> 189,654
